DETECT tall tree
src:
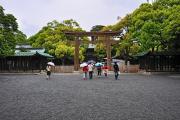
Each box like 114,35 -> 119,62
28,19 -> 87,62
108,0 -> 180,56
15,30 -> 27,44
0,5 -> 19,56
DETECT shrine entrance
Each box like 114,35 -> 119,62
65,31 -> 121,71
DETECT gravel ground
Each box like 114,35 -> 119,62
0,73 -> 180,120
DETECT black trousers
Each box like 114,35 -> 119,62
114,71 -> 119,80
89,71 -> 93,79
98,70 -> 102,76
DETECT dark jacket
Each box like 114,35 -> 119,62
113,64 -> 119,72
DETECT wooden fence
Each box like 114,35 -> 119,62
138,52 -> 180,72
0,56 -> 48,72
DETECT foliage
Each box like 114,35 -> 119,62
103,0 -> 180,60
28,19 -> 87,62
90,25 -> 106,59
15,30 -> 27,44
94,42 -> 106,59
91,25 -> 105,32
0,5 -> 19,56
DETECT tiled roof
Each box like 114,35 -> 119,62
15,52 -> 35,56
36,52 -> 54,58
14,52 -> 54,58
134,51 -> 150,57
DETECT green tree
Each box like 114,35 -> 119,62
28,19 -> 86,62
161,5 -> 180,51
90,25 -> 106,60
98,0 -> 180,67
0,5 -> 19,56
94,42 -> 106,60
15,30 -> 27,44
91,25 -> 105,32
109,0 -> 180,56
140,21 -> 161,52
108,14 -> 135,64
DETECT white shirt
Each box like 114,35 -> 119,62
88,64 -> 93,71
46,66 -> 51,71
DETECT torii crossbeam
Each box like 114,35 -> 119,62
64,31 -> 121,71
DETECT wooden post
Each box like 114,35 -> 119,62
105,36 -> 112,70
74,37 -> 80,71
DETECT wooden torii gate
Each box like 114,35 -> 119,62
64,31 -> 121,71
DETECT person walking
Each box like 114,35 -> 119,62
46,64 -> 51,80
102,63 -> 108,77
82,65 -> 88,80
96,65 -> 102,77
88,63 -> 94,79
113,62 -> 119,80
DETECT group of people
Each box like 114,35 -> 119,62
82,62 -> 109,80
45,61 -> 120,80
82,62 -> 120,80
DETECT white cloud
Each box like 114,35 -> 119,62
0,0 -> 146,37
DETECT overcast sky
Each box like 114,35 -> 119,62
0,0 -> 147,37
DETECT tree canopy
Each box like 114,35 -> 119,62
28,19 -> 87,62
90,25 -> 105,32
0,5 -> 27,56
103,0 -> 180,59
1,0 -> 179,62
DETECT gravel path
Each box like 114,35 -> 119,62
0,73 -> 180,120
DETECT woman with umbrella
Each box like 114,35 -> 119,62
46,62 -> 55,80
95,62 -> 103,77
88,63 -> 94,79
80,62 -> 88,80
102,62 -> 108,77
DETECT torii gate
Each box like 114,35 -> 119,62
64,31 -> 121,71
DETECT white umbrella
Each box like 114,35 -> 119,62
80,62 -> 88,67
47,62 -> 55,66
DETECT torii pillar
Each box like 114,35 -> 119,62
105,36 -> 112,70
74,37 -> 80,71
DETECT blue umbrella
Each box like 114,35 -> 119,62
95,62 -> 103,67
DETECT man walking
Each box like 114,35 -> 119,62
113,62 -> 119,80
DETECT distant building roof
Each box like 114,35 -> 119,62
14,44 -> 53,58
15,51 -> 53,58
15,48 -> 45,53
135,51 -> 180,57
134,51 -> 150,57
15,44 -> 32,48
15,44 -> 46,53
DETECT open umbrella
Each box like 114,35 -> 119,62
87,60 -> 96,64
47,62 -> 55,66
95,62 -> 103,67
80,62 -> 88,67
